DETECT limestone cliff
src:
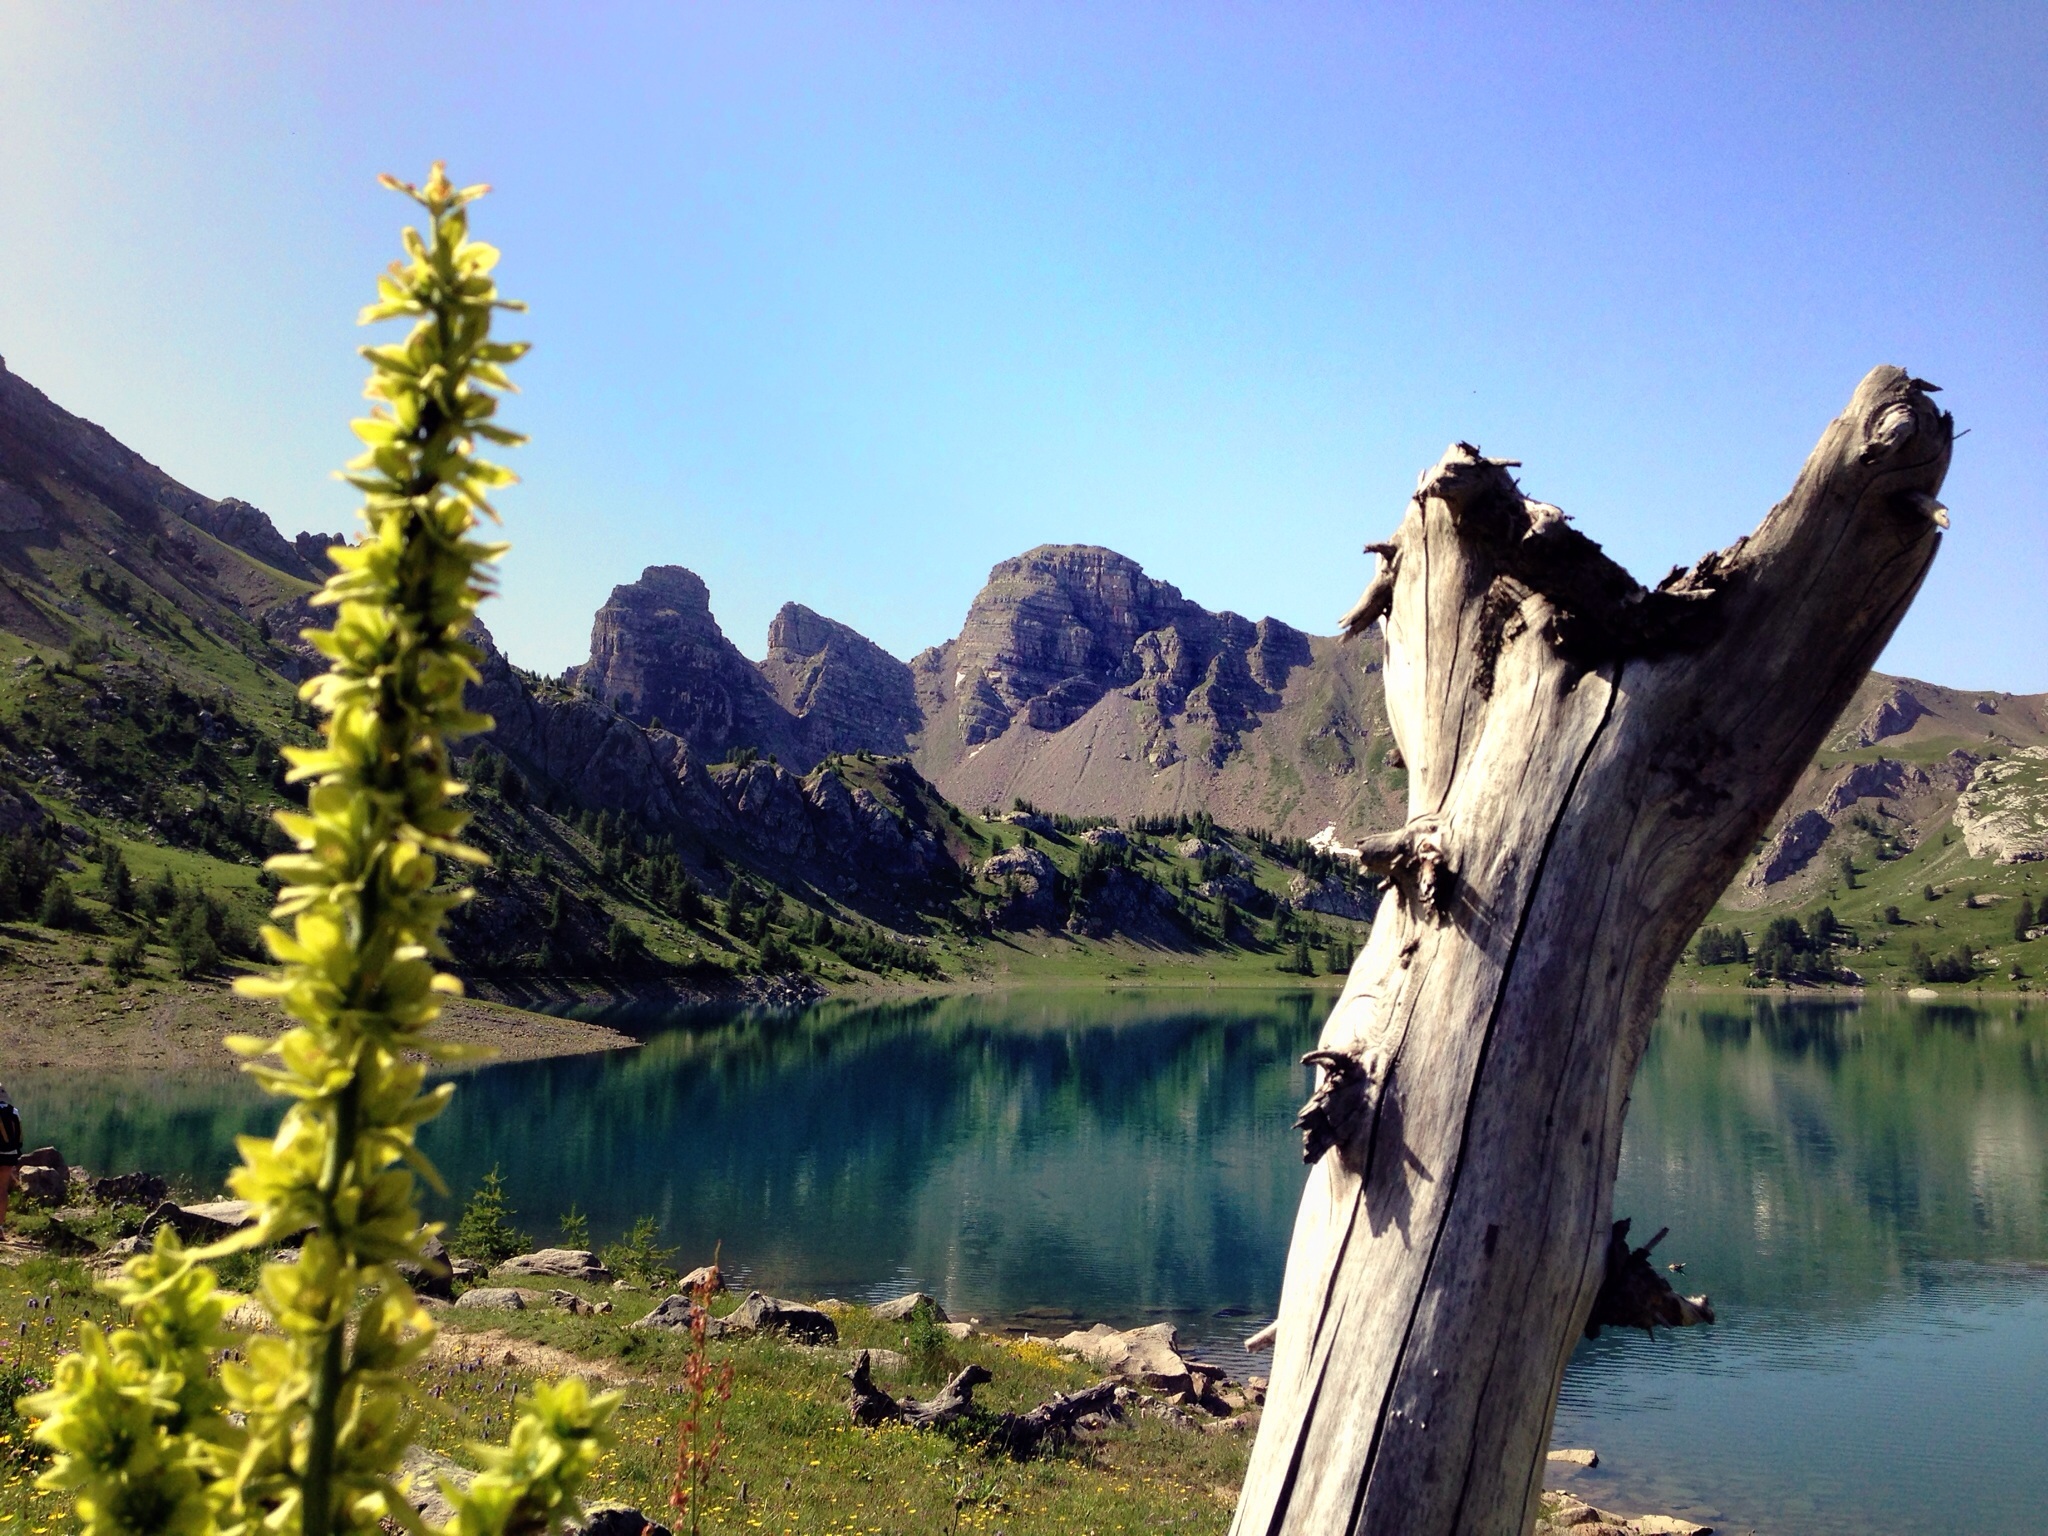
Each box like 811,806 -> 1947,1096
565,565 -> 799,764
759,602 -> 921,759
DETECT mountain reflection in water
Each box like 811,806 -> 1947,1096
19,989 -> 2048,1534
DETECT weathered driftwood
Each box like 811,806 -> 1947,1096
844,1350 -> 1121,1457
988,1379 -> 1123,1457
1236,368 -> 1950,1536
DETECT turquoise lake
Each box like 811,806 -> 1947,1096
18,988 -> 2048,1534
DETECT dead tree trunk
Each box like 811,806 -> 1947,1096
1234,367 -> 1951,1536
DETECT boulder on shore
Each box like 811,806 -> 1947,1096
89,1171 -> 170,1207
15,1147 -> 68,1203
1055,1322 -> 1192,1395
635,1289 -> 839,1344
872,1290 -> 948,1323
398,1234 -> 454,1301
494,1248 -> 614,1284
677,1262 -> 725,1295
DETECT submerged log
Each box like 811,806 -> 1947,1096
1235,368 -> 1951,1536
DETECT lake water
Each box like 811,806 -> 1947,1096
18,988 -> 2048,1534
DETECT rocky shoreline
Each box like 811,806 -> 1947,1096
5,1161 -> 1725,1535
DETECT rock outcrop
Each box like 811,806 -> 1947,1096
1854,683 -> 1931,746
1746,809 -> 1834,890
566,566 -> 797,763
1820,757 -> 1931,817
913,545 -> 1315,759
1287,872 -> 1379,923
978,845 -> 1064,930
1954,746 -> 2048,863
760,602 -> 921,758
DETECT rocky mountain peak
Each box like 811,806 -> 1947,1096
760,602 -> 920,758
920,542 -> 1316,756
566,565 -> 793,761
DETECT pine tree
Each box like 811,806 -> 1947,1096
2018,892 -> 2037,941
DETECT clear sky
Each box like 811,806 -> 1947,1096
1,4 -> 2041,689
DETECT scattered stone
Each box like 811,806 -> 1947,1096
940,1321 -> 974,1340
635,1289 -> 839,1345
140,1199 -> 250,1245
873,1290 -> 947,1323
449,1257 -> 487,1285
677,1262 -> 725,1295
494,1247 -> 614,1284
89,1171 -> 169,1206
454,1287 -> 529,1312
1055,1322 -> 1192,1394
1547,1448 -> 1599,1468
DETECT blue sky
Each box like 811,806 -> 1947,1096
1,4 -> 2041,688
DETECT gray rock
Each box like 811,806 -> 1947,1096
677,1262 -> 725,1295
872,1291 -> 948,1323
1853,683 -> 1930,746
89,1171 -> 169,1206
634,1289 -> 840,1342
980,845 -> 1064,930
494,1247 -> 614,1283
398,1234 -> 453,1301
1055,1321 -> 1192,1394
398,1443 -> 472,1528
632,1293 -> 704,1332
1286,872 -> 1378,922
15,1148 -> 67,1204
454,1287 -> 528,1312
1746,808 -> 1833,889
715,1290 -> 840,1344
1955,745 -> 2048,863
140,1199 -> 250,1245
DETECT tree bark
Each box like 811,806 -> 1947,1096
1235,366 -> 1951,1536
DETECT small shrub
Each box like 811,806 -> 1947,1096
558,1203 -> 591,1248
450,1164 -> 530,1264
36,878 -> 82,931
903,1297 -> 956,1387
601,1214 -> 679,1289
105,929 -> 148,982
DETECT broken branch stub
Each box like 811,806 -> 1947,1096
1240,367 -> 1950,1536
